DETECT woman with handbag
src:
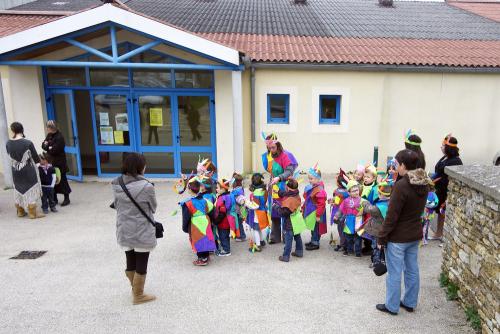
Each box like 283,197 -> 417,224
112,153 -> 157,305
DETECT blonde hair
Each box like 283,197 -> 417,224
46,120 -> 58,130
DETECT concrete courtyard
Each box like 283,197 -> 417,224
0,178 -> 474,334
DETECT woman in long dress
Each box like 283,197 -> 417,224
6,122 -> 45,219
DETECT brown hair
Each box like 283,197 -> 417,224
232,173 -> 243,187
286,179 -> 299,190
121,152 -> 146,177
395,149 -> 419,171
266,134 -> 284,155
443,136 -> 460,158
10,122 -> 25,138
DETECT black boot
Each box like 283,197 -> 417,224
61,194 -> 70,206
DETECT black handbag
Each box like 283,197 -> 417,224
118,176 -> 164,239
373,248 -> 387,276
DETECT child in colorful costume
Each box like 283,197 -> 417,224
273,178 -> 303,262
247,173 -> 270,253
334,180 -> 364,257
361,164 -> 378,203
422,192 -> 439,245
303,164 -> 327,251
353,164 -> 365,184
180,177 -> 217,266
261,132 -> 298,244
329,169 -> 350,251
231,173 -> 247,242
214,179 -> 236,256
361,181 -> 392,267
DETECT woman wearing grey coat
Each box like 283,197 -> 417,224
112,153 -> 157,305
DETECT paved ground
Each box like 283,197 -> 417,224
0,178 -> 474,334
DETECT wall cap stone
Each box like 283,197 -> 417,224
445,165 -> 500,203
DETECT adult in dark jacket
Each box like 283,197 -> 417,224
376,149 -> 432,315
112,153 -> 157,305
430,134 -> 463,240
41,120 -> 71,206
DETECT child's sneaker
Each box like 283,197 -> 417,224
369,263 -> 374,268
355,253 -> 362,258
42,209 -> 49,214
342,250 -> 349,256
50,207 -> 57,213
278,256 -> 289,262
291,252 -> 303,258
216,250 -> 231,257
260,241 -> 266,247
193,258 -> 208,266
334,245 -> 343,252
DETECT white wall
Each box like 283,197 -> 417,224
1,66 -> 46,163
214,70 -> 236,177
251,69 -> 500,175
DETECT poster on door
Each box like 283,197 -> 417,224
100,126 -> 114,145
99,112 -> 109,126
149,107 -> 163,127
115,113 -> 129,131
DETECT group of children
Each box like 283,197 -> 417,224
176,157 -> 438,267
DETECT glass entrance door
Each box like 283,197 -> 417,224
174,94 -> 215,174
134,94 -> 175,176
90,91 -> 134,176
49,90 -> 83,181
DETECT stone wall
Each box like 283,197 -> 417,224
442,165 -> 500,334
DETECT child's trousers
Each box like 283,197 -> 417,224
283,229 -> 303,260
345,233 -> 362,255
218,228 -> 231,253
41,187 -> 56,210
337,220 -> 346,248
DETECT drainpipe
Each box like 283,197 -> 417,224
0,72 -> 13,189
243,56 -> 257,172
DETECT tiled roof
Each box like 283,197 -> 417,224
11,0 -> 101,12
448,1 -> 500,22
199,32 -> 500,67
11,0 -> 500,41
0,13 -> 62,37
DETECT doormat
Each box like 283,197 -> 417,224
10,251 -> 47,260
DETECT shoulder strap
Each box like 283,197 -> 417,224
118,176 -> 155,227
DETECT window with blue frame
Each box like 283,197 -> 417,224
319,95 -> 341,124
267,94 -> 289,124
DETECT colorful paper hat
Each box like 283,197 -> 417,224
196,156 -> 212,175
261,131 -> 278,146
346,179 -> 359,191
377,181 -> 393,197
426,192 -> 439,209
217,178 -> 232,190
387,158 -> 398,169
365,164 -> 377,177
355,163 -> 365,174
405,129 -> 421,147
308,163 -> 321,179
173,172 -> 194,194
442,133 -> 458,148
336,168 -> 351,188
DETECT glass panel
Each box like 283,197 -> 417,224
99,151 -> 125,174
143,152 -> 175,174
320,96 -> 340,122
47,67 -> 86,86
133,70 -> 171,88
181,152 -> 212,174
66,153 -> 78,176
90,69 -> 129,87
177,96 -> 211,146
139,96 -> 172,146
131,50 -> 182,64
93,94 -> 130,146
269,95 -> 288,121
53,94 -> 75,146
175,71 -> 213,89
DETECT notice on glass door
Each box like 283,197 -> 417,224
149,108 -> 163,127
99,112 -> 109,126
100,126 -> 114,145
114,130 -> 124,144
115,113 -> 129,131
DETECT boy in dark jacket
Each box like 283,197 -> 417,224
273,179 -> 303,262
38,153 -> 57,214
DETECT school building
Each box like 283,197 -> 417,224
0,0 -> 499,180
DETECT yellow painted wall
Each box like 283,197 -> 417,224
250,69 -> 500,175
